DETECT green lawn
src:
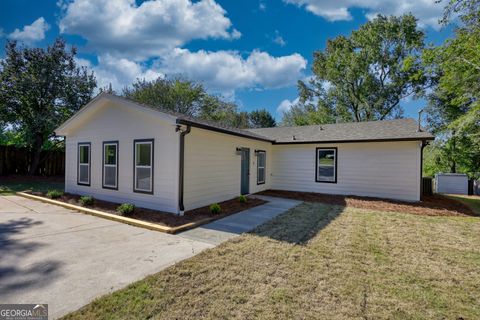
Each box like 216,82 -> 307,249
63,202 -> 480,320
0,177 -> 64,195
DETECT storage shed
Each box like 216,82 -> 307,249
435,173 -> 469,195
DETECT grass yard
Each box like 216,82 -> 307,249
0,175 -> 64,195
63,202 -> 480,319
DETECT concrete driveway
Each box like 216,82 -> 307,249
0,195 -> 213,319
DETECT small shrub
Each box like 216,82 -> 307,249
117,203 -> 135,215
46,190 -> 63,199
210,203 -> 221,214
238,195 -> 248,203
79,195 -> 94,206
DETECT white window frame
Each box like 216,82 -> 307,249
77,142 -> 91,186
316,147 -> 337,183
103,141 -> 118,189
257,150 -> 266,185
134,139 -> 154,194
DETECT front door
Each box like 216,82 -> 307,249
240,148 -> 250,195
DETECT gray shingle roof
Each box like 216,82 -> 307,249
247,119 -> 434,143
98,93 -> 434,143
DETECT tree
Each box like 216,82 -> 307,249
439,0 -> 480,30
123,77 -> 205,116
283,14 -> 427,125
124,77 -> 274,129
423,1 -> 480,177
248,109 -> 276,128
0,39 -> 96,174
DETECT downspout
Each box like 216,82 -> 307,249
177,124 -> 191,215
420,140 -> 429,201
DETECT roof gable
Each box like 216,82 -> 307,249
55,93 -> 177,136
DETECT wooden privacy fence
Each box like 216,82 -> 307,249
0,145 -> 65,176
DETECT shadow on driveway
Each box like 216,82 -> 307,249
0,218 -> 63,297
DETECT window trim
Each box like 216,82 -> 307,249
256,150 -> 266,185
77,142 -> 91,186
133,139 -> 154,194
315,147 -> 337,184
102,141 -> 119,190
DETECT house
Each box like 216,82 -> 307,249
55,93 -> 435,214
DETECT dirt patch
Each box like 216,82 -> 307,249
31,192 -> 267,227
258,189 -> 477,217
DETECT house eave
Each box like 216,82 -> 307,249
272,137 -> 435,145
175,119 -> 274,143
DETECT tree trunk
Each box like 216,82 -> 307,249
28,134 -> 44,175
450,161 -> 457,173
450,130 -> 457,173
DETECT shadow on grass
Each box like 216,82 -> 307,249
0,218 -> 63,298
0,176 -> 64,195
250,202 -> 344,245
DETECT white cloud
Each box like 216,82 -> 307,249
277,97 -> 300,114
259,0 -> 266,11
79,49 -> 306,96
9,17 -> 50,43
284,0 -> 443,29
155,49 -> 307,95
59,0 -> 240,59
77,55 -> 163,91
273,30 -> 287,47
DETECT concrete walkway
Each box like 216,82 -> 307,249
179,196 -> 301,245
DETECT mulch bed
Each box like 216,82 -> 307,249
30,191 -> 267,227
258,189 -> 477,217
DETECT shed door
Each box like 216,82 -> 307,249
241,148 -> 250,195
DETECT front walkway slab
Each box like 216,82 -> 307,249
0,195 -> 213,319
178,196 -> 301,245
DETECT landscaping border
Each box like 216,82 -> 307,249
16,192 -> 223,234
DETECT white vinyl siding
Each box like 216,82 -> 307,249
134,140 -> 153,193
64,101 -> 179,213
77,143 -> 90,185
271,141 -> 421,202
103,142 -> 118,189
184,127 -> 271,211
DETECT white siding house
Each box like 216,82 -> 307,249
56,93 -> 434,215
270,142 -> 421,202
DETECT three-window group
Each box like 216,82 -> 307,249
77,139 -> 154,194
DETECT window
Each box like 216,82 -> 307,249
77,143 -> 91,186
134,139 -> 154,193
316,147 -> 337,183
257,150 -> 266,185
103,141 -> 118,189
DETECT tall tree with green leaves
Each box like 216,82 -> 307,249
0,39 -> 96,174
123,77 -> 206,116
423,0 -> 480,177
282,14 -> 427,125
123,77 -> 266,129
249,109 -> 276,128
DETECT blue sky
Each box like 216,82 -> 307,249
0,0 -> 453,121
